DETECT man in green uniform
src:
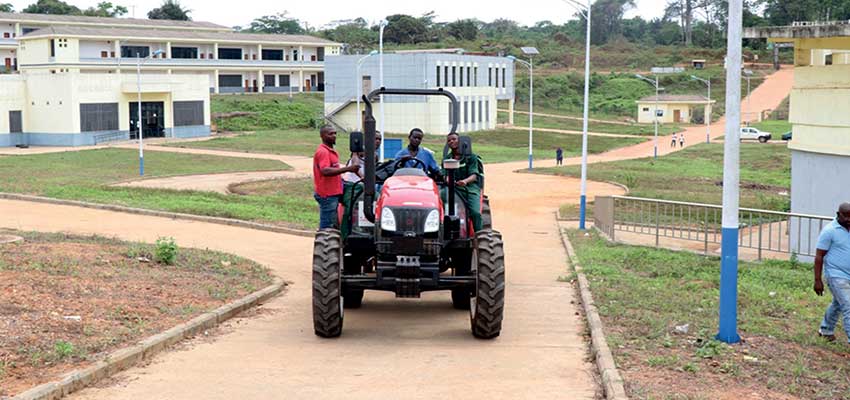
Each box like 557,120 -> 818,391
442,132 -> 484,231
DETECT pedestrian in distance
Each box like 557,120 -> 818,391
313,125 -> 359,230
671,133 -> 677,148
679,133 -> 685,148
555,147 -> 564,166
814,202 -> 850,344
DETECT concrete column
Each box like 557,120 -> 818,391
113,39 -> 121,73
299,70 -> 304,93
299,45 -> 304,62
257,44 -> 262,60
214,69 -> 219,94
213,43 -> 219,60
166,42 -> 171,59
508,98 -> 515,125
14,23 -> 20,37
258,70 -> 263,93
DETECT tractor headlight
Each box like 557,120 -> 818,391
380,207 -> 396,231
424,209 -> 440,233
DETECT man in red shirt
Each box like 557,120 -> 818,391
314,125 -> 359,229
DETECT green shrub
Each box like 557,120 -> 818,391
155,237 -> 178,265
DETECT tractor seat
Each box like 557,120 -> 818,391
394,167 -> 427,177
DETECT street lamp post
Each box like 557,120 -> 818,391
508,47 -> 538,170
717,0 -> 744,345
691,75 -> 711,143
137,48 -> 164,176
563,0 -> 592,229
378,19 -> 388,161
635,73 -> 661,159
355,50 -> 378,131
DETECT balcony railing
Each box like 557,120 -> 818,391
76,57 -> 324,68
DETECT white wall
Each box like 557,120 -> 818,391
79,40 -> 115,59
0,75 -> 26,133
0,22 -> 15,39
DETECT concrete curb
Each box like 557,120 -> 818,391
11,279 -> 286,400
556,220 -> 629,400
0,193 -> 314,238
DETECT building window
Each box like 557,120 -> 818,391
262,49 -> 283,60
474,67 -> 478,86
292,49 -> 299,61
464,100 -> 468,123
642,107 -> 649,112
471,100 -> 476,123
50,39 -> 55,57
22,27 -> 37,34
459,66 -> 463,87
488,68 -> 492,86
467,67 -> 471,87
121,46 -> 149,58
317,47 -> 325,61
174,101 -> 205,126
264,74 -> 275,87
9,111 -> 22,133
100,51 -> 108,58
436,65 -> 440,87
479,100 -> 483,122
444,66 -> 448,86
494,68 -> 499,88
172,47 -> 198,59
218,74 -> 242,87
279,74 -> 291,87
485,100 -> 490,122
451,66 -> 456,87
502,67 -> 506,88
218,48 -> 242,60
80,103 -> 119,132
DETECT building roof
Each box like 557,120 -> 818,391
0,11 -> 229,31
744,21 -> 850,39
637,94 -> 714,103
394,48 -> 466,54
20,26 -> 341,46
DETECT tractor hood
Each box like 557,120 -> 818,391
379,175 -> 441,209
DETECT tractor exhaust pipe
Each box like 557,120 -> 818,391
362,95 -> 376,223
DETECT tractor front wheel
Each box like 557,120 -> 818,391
312,229 -> 344,338
470,229 -> 505,339
481,196 -> 493,229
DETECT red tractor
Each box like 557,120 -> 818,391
312,88 -> 504,339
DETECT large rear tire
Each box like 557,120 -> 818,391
470,229 -> 505,339
312,229 -> 344,338
481,196 -> 492,229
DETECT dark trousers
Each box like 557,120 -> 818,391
314,193 -> 340,230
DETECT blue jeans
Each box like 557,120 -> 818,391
819,277 -> 850,342
314,193 -> 340,230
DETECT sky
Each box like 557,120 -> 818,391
5,0 -> 669,29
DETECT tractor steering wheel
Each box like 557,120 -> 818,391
393,156 -> 427,172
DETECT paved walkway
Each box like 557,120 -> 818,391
499,108 -> 634,125
2,166 -> 624,399
498,124 -> 643,138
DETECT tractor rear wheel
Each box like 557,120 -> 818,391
481,196 -> 492,229
343,289 -> 364,309
312,229 -> 344,338
470,229 -> 505,339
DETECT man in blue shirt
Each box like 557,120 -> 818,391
395,128 -> 439,175
815,202 -> 850,343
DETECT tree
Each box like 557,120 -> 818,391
148,0 -> 191,21
446,19 -> 479,41
585,0 -> 636,44
82,1 -> 127,17
247,12 -> 304,34
23,0 -> 81,15
321,18 -> 376,53
0,3 -> 13,12
382,14 -> 430,44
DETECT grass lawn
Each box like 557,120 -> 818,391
567,230 -> 849,399
169,128 -> 647,164
0,149 -> 321,229
751,120 -> 792,136
539,143 -> 790,218
499,110 -> 685,136
211,93 -> 324,132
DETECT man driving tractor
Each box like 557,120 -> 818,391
394,128 -> 440,176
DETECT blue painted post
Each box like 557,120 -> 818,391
717,0 -> 743,344
579,195 -> 587,230
578,0 -> 591,230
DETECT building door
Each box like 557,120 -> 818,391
129,101 -> 165,139
4,58 -> 9,71
673,109 -> 681,123
305,79 -> 311,92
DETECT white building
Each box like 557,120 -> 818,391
0,12 -> 341,147
324,52 -> 515,134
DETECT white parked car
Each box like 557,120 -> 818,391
740,127 -> 772,143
